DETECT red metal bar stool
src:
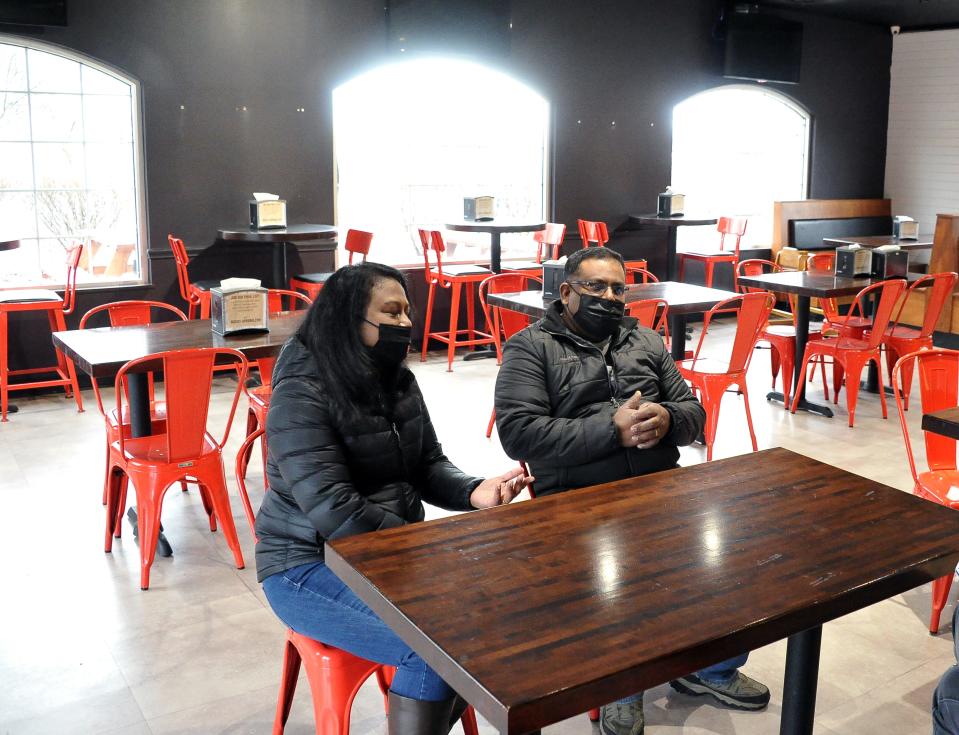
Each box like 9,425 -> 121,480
578,218 -> 648,281
168,234 -> 219,319
419,228 -> 494,372
0,242 -> 84,421
233,430 -> 481,735
678,216 -> 748,289
289,229 -> 373,301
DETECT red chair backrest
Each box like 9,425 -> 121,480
168,235 -> 194,304
890,272 -> 959,340
838,279 -> 908,350
692,292 -> 775,373
626,298 -> 668,333
115,348 -> 247,462
235,426 -> 266,540
266,288 -> 313,314
343,229 -> 374,264
479,273 -> 543,353
533,223 -> 567,262
61,242 -> 83,315
80,300 -> 188,415
418,228 -> 448,282
806,252 -> 835,273
893,348 -> 959,482
716,216 -> 747,255
736,259 -> 781,293
627,267 -> 659,284
578,219 -> 609,248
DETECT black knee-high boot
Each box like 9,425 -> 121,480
388,691 -> 457,735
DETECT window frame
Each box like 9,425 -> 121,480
0,33 -> 150,291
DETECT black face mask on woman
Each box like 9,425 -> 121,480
365,320 -> 412,368
570,293 -> 625,341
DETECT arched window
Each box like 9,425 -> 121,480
333,58 -> 549,264
671,85 -> 810,250
0,35 -> 146,288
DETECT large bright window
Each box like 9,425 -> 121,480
0,36 -> 146,289
671,85 -> 810,250
333,58 -> 549,264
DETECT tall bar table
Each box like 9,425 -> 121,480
627,214 -> 717,280
217,224 -> 337,288
445,219 -> 546,274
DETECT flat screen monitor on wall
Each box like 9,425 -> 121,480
0,0 -> 67,26
724,14 -> 802,84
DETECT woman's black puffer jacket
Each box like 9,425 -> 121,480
254,336 -> 481,582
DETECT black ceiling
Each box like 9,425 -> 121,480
759,0 -> 959,30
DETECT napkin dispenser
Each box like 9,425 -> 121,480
211,278 -> 269,336
870,246 -> 909,279
464,196 -> 495,222
657,187 -> 685,217
835,245 -> 873,278
249,193 -> 287,229
893,216 -> 919,240
542,259 -> 566,300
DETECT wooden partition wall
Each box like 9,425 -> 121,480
771,199 -> 892,257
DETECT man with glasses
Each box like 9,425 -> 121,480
494,246 -> 769,735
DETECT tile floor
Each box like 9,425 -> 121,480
0,321 -> 954,734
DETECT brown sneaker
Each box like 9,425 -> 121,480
669,671 -> 770,710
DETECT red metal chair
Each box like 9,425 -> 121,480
678,216 -> 748,289
881,272 -> 958,411
892,348 -> 959,633
79,300 -> 189,503
479,273 -> 542,437
678,292 -> 774,461
0,242 -> 84,421
501,222 -> 567,273
626,297 -> 668,334
804,250 -> 873,338
168,234 -> 220,320
419,228 -> 494,372
791,279 -> 908,427
238,289 -> 314,483
626,267 -> 658,285
737,259 -> 828,409
104,347 -> 249,590
233,429 -> 480,735
289,229 -> 374,301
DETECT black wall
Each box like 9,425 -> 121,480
6,0 -> 891,374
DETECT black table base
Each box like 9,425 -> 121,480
766,390 -> 835,418
780,626 -> 823,735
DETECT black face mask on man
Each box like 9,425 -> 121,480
569,291 -> 625,341
365,320 -> 412,368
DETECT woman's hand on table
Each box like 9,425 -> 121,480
470,467 -> 534,509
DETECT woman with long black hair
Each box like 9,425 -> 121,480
255,262 -> 531,735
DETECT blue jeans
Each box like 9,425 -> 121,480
262,561 -> 453,702
933,605 -> 959,734
616,654 -> 750,705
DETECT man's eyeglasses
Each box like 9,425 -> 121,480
567,279 -> 627,297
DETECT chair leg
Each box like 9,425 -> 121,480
273,638 -> 302,734
202,470 -> 245,571
447,282 -> 462,372
486,406 -> 496,438
1,311 -> 9,422
135,482 -> 165,590
704,261 -> 714,288
102,438 -> 111,505
791,348 -> 814,414
460,706 -> 480,735
104,465 -> 125,552
832,360 -> 844,405
700,385 -> 722,461
466,282 -> 476,348
54,311 -> 83,413
874,355 -> 889,420
589,708 -> 600,722
842,355 -> 867,428
931,574 -> 955,634
196,482 -> 218,532
421,283 -> 436,362
769,343 -> 780,390
298,644 -> 379,735
741,383 -> 759,452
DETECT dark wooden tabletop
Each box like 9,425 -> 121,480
823,234 -> 934,250
445,220 -> 547,234
922,407 -> 959,440
52,313 -> 303,377
326,447 -> 959,734
217,224 -> 337,242
628,214 -> 718,227
486,281 -> 738,321
738,270 -> 919,298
